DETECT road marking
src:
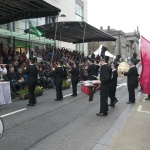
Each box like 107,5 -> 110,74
117,83 -> 127,88
137,105 -> 142,111
63,92 -> 79,98
137,105 -> 150,114
1,108 -> 27,118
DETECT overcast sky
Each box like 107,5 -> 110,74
88,0 -> 149,41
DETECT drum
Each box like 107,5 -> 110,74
81,84 -> 91,95
118,62 -> 129,78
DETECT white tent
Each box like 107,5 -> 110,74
93,45 -> 115,58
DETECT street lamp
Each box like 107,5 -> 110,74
51,14 -> 66,64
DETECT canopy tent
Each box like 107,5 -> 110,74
0,0 -> 61,24
93,45 -> 115,58
24,21 -> 116,44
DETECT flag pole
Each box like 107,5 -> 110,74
51,15 -> 58,65
28,19 -> 31,59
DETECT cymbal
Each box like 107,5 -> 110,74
118,62 -> 129,78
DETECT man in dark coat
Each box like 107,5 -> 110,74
69,62 -> 79,97
97,56 -> 112,116
123,60 -> 139,104
95,60 -> 100,75
87,59 -> 97,80
23,57 -> 38,106
52,60 -> 64,101
108,63 -> 119,107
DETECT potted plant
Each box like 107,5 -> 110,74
62,80 -> 71,90
18,86 -> 44,100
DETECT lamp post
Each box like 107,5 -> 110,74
51,14 -> 66,64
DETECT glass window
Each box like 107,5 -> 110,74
38,17 -> 45,26
75,3 -> 83,17
14,19 -> 26,33
0,24 -> 7,30
29,18 -> 38,27
76,15 -> 83,21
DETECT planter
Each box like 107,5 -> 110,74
19,89 -> 44,100
62,84 -> 71,90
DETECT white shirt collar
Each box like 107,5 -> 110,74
112,69 -> 116,72
130,65 -> 135,69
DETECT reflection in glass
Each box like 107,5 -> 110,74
38,17 -> 45,26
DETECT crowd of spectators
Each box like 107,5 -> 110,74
0,40 -> 100,99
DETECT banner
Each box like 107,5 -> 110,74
29,21 -> 43,37
140,36 -> 150,94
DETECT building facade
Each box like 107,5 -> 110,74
88,26 -> 140,61
0,0 -> 88,56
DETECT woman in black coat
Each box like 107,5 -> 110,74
52,61 -> 64,101
69,62 -> 79,97
108,63 -> 119,107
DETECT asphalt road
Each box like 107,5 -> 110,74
0,78 -> 139,150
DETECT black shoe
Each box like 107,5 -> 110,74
27,103 -> 35,106
96,112 -> 108,116
145,98 -> 150,100
114,100 -> 118,104
108,104 -> 115,107
126,101 -> 135,104
55,99 -> 62,101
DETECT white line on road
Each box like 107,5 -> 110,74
63,92 -> 79,97
137,105 -> 150,114
117,83 -> 127,88
137,105 -> 142,111
1,108 -> 27,118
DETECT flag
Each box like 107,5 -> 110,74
29,21 -> 43,37
140,36 -> 150,94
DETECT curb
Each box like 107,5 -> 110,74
92,92 -> 143,150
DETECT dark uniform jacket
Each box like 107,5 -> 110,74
23,65 -> 38,83
109,69 -> 118,92
69,67 -> 79,80
87,64 -> 97,80
124,66 -> 139,90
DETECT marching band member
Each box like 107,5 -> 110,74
122,59 -> 139,104
108,63 -> 119,107
87,59 -> 97,80
23,57 -> 38,106
96,56 -> 112,116
69,62 -> 79,97
52,60 -> 64,101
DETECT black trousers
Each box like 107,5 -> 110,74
56,79 -> 63,100
27,80 -> 37,104
71,78 -> 78,96
100,84 -> 109,114
108,89 -> 117,104
39,78 -> 46,88
128,87 -> 135,102
11,83 -> 22,93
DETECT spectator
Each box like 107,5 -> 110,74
7,67 -> 22,95
38,67 -> 46,89
14,61 -> 19,73
44,67 -> 56,89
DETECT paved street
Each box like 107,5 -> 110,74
0,78 -> 139,150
